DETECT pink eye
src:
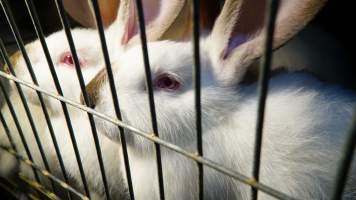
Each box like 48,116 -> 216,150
154,73 -> 181,91
59,52 -> 84,67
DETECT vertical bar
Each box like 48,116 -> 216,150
0,111 -> 17,151
0,40 -> 43,186
22,0 -> 82,199
134,0 -> 165,199
0,144 -> 89,200
0,1 -> 91,196
192,0 -> 203,199
89,0 -> 135,199
0,0 -> 58,192
251,0 -> 280,199
0,78 -> 40,182
52,0 -> 112,199
331,111 -> 356,200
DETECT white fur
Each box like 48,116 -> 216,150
0,28 -> 109,196
41,111 -> 128,199
8,28 -> 110,114
92,40 -> 356,199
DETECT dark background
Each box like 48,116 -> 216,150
312,0 -> 355,66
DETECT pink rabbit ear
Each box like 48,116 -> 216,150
114,0 -> 190,46
208,0 -> 327,86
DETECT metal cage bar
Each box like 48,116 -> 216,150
21,1 -> 74,199
0,109 -> 16,151
192,0 -> 204,199
0,177 -> 23,200
0,70 -> 298,200
0,0 -> 354,199
0,0 -> 58,192
251,0 -> 280,199
0,145 -> 88,200
0,113 -> 37,199
0,184 -> 18,200
52,0 -> 112,198
19,174 -> 61,200
0,77 -> 41,183
2,0 -> 97,197
88,0 -> 135,199
332,112 -> 356,199
134,0 -> 166,199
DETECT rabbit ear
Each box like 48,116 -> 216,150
208,0 -> 326,86
62,0 -> 119,27
114,0 -> 189,46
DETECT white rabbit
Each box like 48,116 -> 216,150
0,28 -> 107,187
85,0 -> 356,199
90,42 -> 356,200
0,0 -> 195,198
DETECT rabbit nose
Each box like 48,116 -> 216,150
81,68 -> 108,108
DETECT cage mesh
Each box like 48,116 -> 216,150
0,0 -> 355,200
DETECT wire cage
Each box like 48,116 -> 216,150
0,0 -> 355,200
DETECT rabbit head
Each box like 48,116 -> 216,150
2,28 -> 106,115
85,0 -> 326,145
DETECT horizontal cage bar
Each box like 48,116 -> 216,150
0,1 -> 353,200
0,145 -> 88,200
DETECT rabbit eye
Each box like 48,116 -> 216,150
154,73 -> 181,91
59,52 -> 84,67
